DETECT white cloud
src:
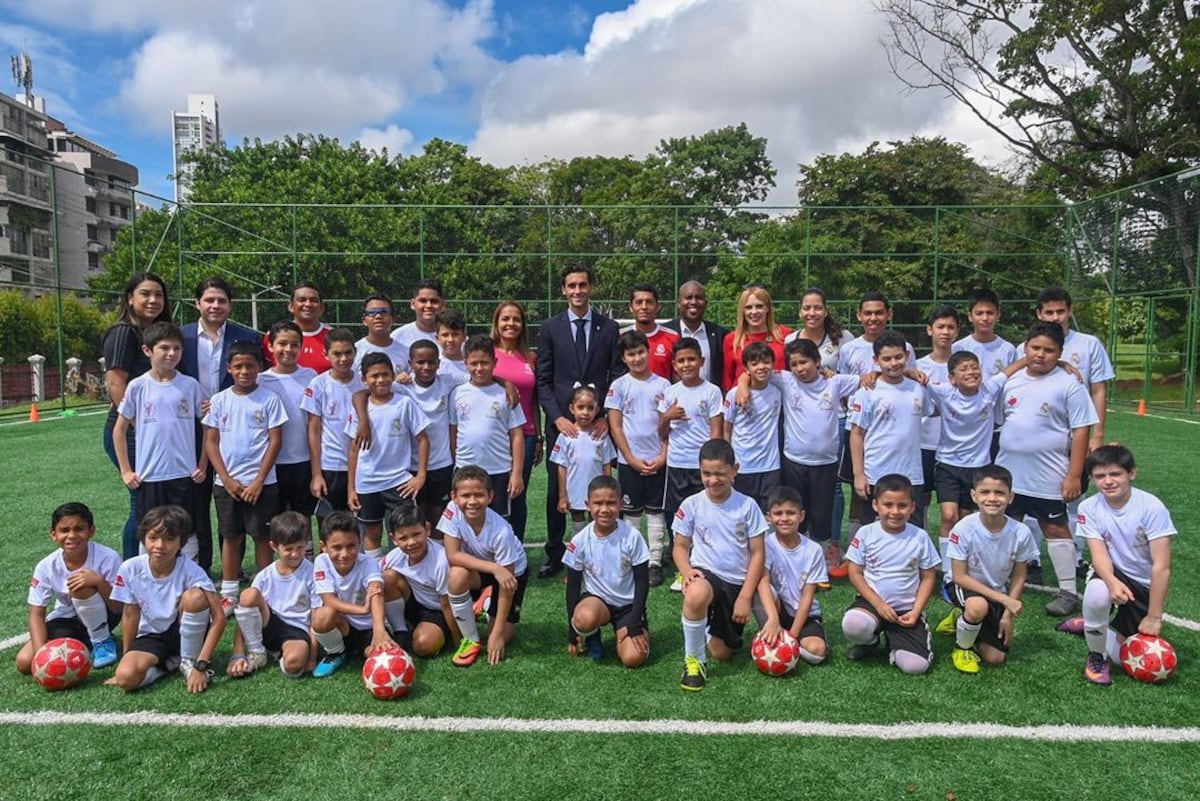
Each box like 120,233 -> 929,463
356,124 -> 415,157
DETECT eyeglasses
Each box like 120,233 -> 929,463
362,309 -> 394,317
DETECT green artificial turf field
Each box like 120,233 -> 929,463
0,409 -> 1197,801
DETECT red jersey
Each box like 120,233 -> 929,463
263,324 -> 332,373
722,326 -> 791,391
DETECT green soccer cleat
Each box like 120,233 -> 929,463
952,647 -> 981,674
935,608 -> 961,635
452,638 -> 481,667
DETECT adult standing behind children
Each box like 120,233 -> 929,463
491,300 -> 541,542
263,282 -> 331,373
102,272 -> 172,559
536,265 -> 622,578
721,285 -> 791,391
663,280 -> 728,387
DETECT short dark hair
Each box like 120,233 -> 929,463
873,474 -> 913,500
1086,444 -> 1137,475
973,464 -> 1013,489
362,293 -> 394,312
1036,286 -> 1073,309
966,288 -> 1000,311
291,281 -> 322,301
587,474 -> 621,499
228,340 -> 263,365
559,264 -> 596,287
464,334 -> 495,359
948,351 -> 980,372
618,330 -> 649,355
630,283 -> 659,302
436,308 -> 466,332
320,511 -> 359,542
699,438 -> 736,466
360,352 -> 394,376
927,305 -> 960,326
139,505 -> 192,545
409,338 -> 439,359
452,465 -> 492,492
194,276 -> 234,301
767,485 -> 805,511
324,327 -> 355,349
51,502 -> 94,529
413,278 -> 443,297
268,319 -> 303,343
1025,321 -> 1065,349
784,337 -> 821,364
142,321 -> 183,349
269,511 -> 310,546
873,330 -> 908,357
386,505 -> 426,532
742,341 -> 774,367
673,337 -> 703,359
860,290 -> 890,310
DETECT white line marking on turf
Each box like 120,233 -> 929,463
1111,408 -> 1200,425
0,408 -> 109,428
0,633 -> 29,651
1025,584 -> 1200,632
1,711 -> 1198,742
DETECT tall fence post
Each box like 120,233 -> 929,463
28,354 -> 46,403
50,162 -> 67,412
0,356 -> 5,407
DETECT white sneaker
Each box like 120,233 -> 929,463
669,574 -> 684,592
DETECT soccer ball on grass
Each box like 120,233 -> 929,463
751,629 -> 801,677
1119,634 -> 1177,684
31,637 -> 92,691
362,646 -> 416,699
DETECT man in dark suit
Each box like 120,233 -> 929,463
535,265 -> 622,577
663,280 -> 728,387
180,276 -> 263,572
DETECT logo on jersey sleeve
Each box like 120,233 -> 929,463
607,387 -> 616,397
442,507 -> 455,520
29,577 -> 39,588
314,570 -> 326,581
1076,513 -> 1087,525
675,508 -> 686,520
305,386 -> 315,398
1006,396 -> 1018,407
949,531 -> 960,544
849,537 -> 860,550
566,542 -> 576,553
114,575 -> 125,587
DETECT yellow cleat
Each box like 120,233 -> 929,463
935,608 -> 961,635
952,647 -> 981,674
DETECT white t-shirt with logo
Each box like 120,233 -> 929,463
952,335 -> 1018,427
845,522 -> 940,611
772,372 -> 860,466
353,337 -> 410,376
399,373 -> 467,471
1077,488 -> 1176,588
28,542 -> 122,622
1063,330 -> 1116,384
927,374 -> 1008,468
438,502 -> 528,574
658,380 -> 723,469
111,555 -> 215,636
562,520 -> 650,607
672,489 -> 767,585
784,329 -> 856,371
764,533 -> 828,619
947,513 -> 1039,592
300,371 -> 364,472
381,540 -> 451,611
848,378 -> 933,485
118,372 -> 207,481
605,373 -> 670,464
390,322 -> 438,351
344,394 -> 430,494
450,382 -> 527,475
837,335 -> 917,377
722,384 -> 782,473
915,355 -> 949,452
202,386 -> 289,486
550,430 -> 617,510
313,552 -> 382,631
251,559 -> 321,631
259,367 -> 318,466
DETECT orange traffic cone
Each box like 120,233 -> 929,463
1137,398 -> 1147,416
28,403 -> 40,423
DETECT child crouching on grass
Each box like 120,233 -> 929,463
382,505 -> 459,658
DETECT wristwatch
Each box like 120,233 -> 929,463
194,659 -> 211,673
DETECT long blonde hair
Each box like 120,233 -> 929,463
732,286 -> 785,352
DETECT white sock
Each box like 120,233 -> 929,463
646,513 -> 666,566
365,547 -> 383,560
939,537 -> 952,576
385,598 -> 409,633
449,592 -> 480,642
315,627 -> 346,655
841,608 -> 879,645
799,646 -> 825,665
73,593 -> 111,644
955,615 -> 982,650
1082,578 -> 1111,655
682,616 -> 708,662
139,665 -> 166,688
1047,539 -> 1078,594
624,513 -> 642,535
1025,517 -> 1043,550
235,606 -> 265,654
571,518 -> 587,536
178,610 -> 210,663
220,580 -> 239,602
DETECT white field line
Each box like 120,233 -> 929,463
0,633 -> 29,651
0,710 -> 1198,743
1026,583 -> 1200,632
0,407 -> 109,428
1110,408 -> 1200,425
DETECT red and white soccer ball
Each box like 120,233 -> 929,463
1119,634 -> 1177,684
751,629 -> 801,677
362,646 -> 416,699
31,637 -> 92,691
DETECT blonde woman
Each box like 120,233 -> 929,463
721,285 -> 791,390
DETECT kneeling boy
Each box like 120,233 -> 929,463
382,505 -> 459,658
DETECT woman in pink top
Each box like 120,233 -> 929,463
491,300 -> 541,541
721,285 -> 791,390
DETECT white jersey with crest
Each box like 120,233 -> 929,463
952,335 -> 1018,427
437,502 -> 528,574
300,371 -> 364,472
550,430 -> 617,510
450,382 -> 527,474
251,559 -> 321,631
117,372 -> 207,481
845,522 -> 940,611
381,539 -> 451,610
927,374 -> 1008,468
562,520 -> 650,607
1062,330 -> 1116,384
1077,487 -> 1176,588
772,372 -> 860,466
837,335 -> 917,377
849,378 -> 933,485
722,384 -> 782,473
915,355 -> 949,451
259,367 -> 318,465
764,532 -> 828,618
783,329 -> 856,370
997,368 -> 1099,499
110,555 -> 216,636
344,393 -> 430,493
672,489 -> 767,585
202,386 -> 288,486
28,542 -> 122,622
313,552 -> 382,631
353,337 -> 410,375
399,373 -> 467,471
605,372 -> 670,464
658,380 -> 723,469
947,513 -> 1039,592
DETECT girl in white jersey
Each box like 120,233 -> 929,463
551,386 -> 617,535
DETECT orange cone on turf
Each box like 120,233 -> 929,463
1137,398 -> 1147,416
28,403 -> 40,423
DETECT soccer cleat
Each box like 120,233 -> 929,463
680,655 -> 707,691
245,650 -> 269,673
847,640 -> 880,661
473,586 -> 493,621
935,608 -> 961,635
1025,561 -> 1044,585
91,637 -> 119,669
952,647 -> 981,674
452,638 -> 482,667
584,631 -> 604,661
1044,590 -> 1080,617
1076,561 -> 1090,579
669,574 -> 684,592
312,652 -> 346,678
1085,651 -> 1112,685
648,564 -> 664,588
827,561 -> 850,580
1056,616 -> 1086,636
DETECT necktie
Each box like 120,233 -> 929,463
574,318 -> 588,369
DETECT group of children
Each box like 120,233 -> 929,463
17,284 -> 1178,693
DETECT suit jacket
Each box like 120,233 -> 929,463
536,309 -> 623,425
663,318 -> 728,387
181,321 -> 263,393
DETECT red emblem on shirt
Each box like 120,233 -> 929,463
29,577 -> 39,588
675,508 -> 686,520
304,387 -> 314,397
314,570 -> 326,581
949,532 -> 960,544
114,575 -> 125,587
1076,514 -> 1087,524
566,542 -> 576,553
1007,396 -> 1018,406
442,507 -> 455,520
849,537 -> 860,549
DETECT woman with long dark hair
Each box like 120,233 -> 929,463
490,300 -> 541,541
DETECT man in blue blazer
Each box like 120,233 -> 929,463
180,276 -> 264,571
535,265 -> 623,577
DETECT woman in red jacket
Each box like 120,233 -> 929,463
721,285 -> 791,390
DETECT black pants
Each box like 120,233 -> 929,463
543,426 -> 567,565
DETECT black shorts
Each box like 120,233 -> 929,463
45,610 -> 124,648
778,610 -> 826,643
137,477 -> 195,522
848,595 -> 931,661
1090,566 -> 1152,639
781,459 -> 839,543
1008,493 -> 1068,526
663,466 -> 703,519
405,599 -> 453,640
934,463 -> 979,510
276,462 -> 315,516
488,472 -> 512,517
950,587 -> 1010,653
837,428 -> 854,484
214,484 -> 278,541
921,449 -> 937,495
618,463 -> 666,514
698,568 -> 748,650
418,465 -> 454,517
580,592 -> 649,638
472,569 -> 529,624
356,487 -> 416,525
262,614 -> 310,651
320,469 -> 349,514
734,470 -> 780,511
343,625 -> 374,657
128,621 -> 181,665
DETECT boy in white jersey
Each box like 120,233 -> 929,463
346,352 -> 431,559
311,511 -> 394,677
391,278 -> 445,349
113,322 -> 207,551
753,487 -> 829,666
606,330 -> 671,585
18,503 -> 123,674
450,335 -> 526,517
227,511 -> 319,678
997,322 -> 1098,617
842,475 -> 940,674
552,386 -> 617,534
438,467 -> 530,667
259,321 -> 319,527
673,439 -> 768,691
722,341 -> 782,508
916,306 -> 959,523
850,331 -> 935,529
382,505 -> 458,657
302,328 -> 362,516
436,308 -> 469,377
1057,446 -> 1176,685
939,466 -> 1037,674
952,289 -> 1018,456
353,294 -> 410,375
399,338 -> 465,526
203,340 -> 288,612
107,506 -> 225,693
564,475 -> 651,666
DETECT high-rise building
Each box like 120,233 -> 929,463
171,93 -> 222,203
0,91 -> 54,287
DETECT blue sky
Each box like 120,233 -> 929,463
0,1 -> 1008,206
